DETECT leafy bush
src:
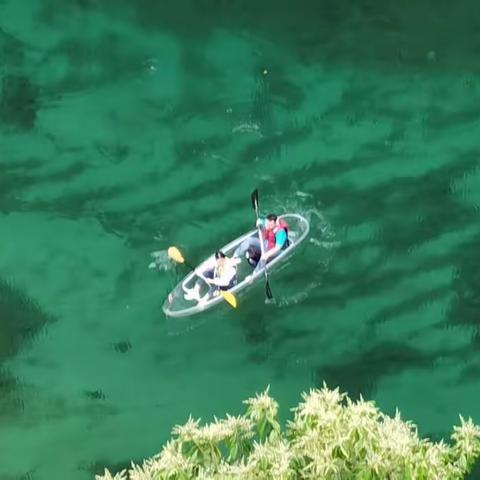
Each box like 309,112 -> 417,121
96,384 -> 480,479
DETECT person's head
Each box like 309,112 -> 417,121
266,213 -> 277,230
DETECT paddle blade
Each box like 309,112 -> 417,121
221,291 -> 238,308
251,189 -> 259,212
265,280 -> 273,300
167,246 -> 185,264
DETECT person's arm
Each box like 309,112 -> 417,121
261,245 -> 280,262
195,256 -> 215,277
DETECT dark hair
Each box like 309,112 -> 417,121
215,250 -> 226,259
266,213 -> 277,221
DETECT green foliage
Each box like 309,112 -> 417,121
96,384 -> 480,480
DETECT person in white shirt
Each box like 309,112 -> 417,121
196,250 -> 239,293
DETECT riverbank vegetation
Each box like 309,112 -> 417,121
97,384 -> 480,479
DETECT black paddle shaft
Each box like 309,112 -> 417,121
250,189 -> 273,300
251,189 -> 259,214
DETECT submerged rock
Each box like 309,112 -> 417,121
0,279 -> 54,418
0,278 -> 55,361
83,389 -> 106,401
0,74 -> 39,129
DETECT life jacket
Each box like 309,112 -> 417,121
263,219 -> 290,251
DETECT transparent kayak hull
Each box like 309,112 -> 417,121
162,213 -> 310,318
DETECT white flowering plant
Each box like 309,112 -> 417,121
96,384 -> 480,480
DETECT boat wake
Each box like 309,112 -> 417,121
148,250 -> 175,272
267,191 -> 339,308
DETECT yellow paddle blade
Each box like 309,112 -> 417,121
221,291 -> 237,308
167,246 -> 185,264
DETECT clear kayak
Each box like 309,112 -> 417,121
162,213 -> 310,318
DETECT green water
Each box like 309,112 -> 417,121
1,1 -> 480,478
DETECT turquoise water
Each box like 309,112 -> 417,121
1,1 -> 480,478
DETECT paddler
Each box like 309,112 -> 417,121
195,251 -> 240,294
234,213 -> 290,271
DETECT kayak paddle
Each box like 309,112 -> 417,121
250,189 -> 273,300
